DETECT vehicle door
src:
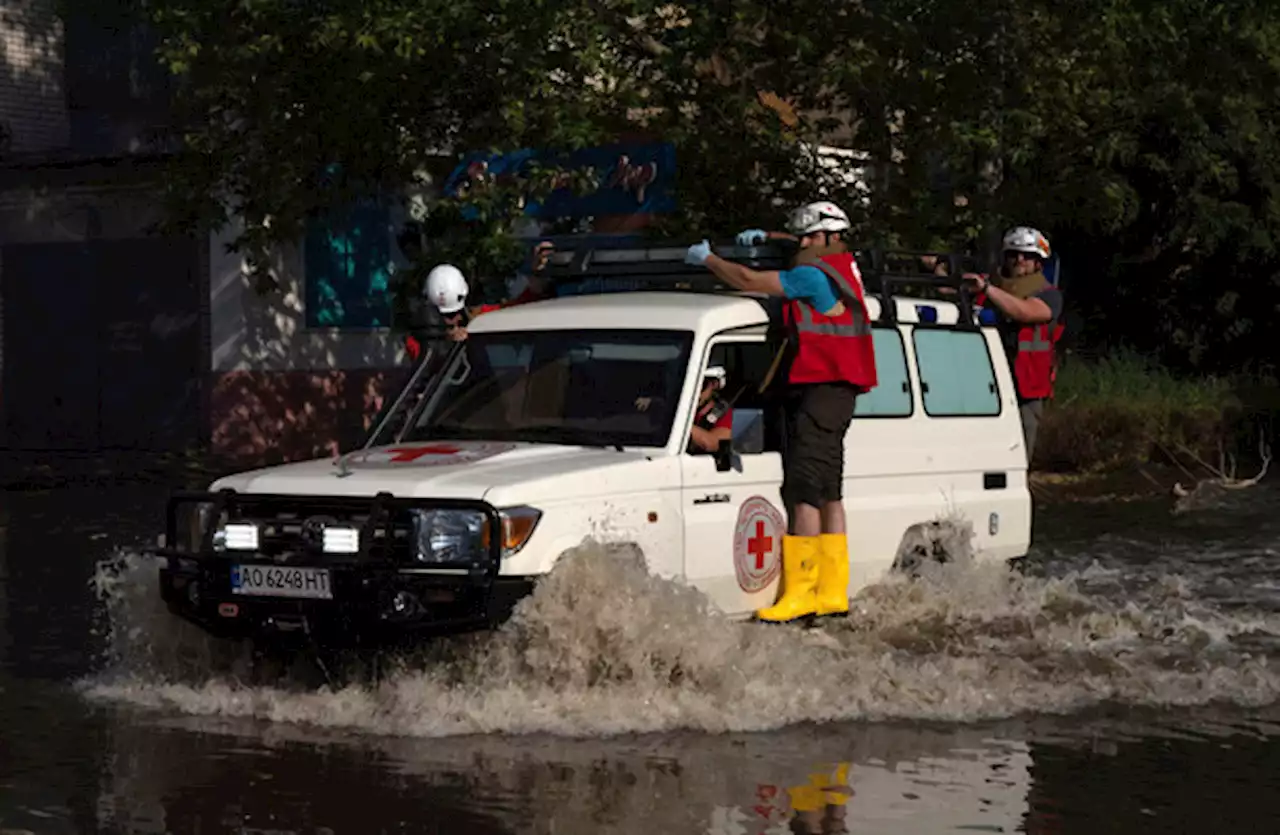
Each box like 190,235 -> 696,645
679,333 -> 787,617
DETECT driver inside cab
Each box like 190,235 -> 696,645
688,365 -> 734,455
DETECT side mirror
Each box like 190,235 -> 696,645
714,438 -> 733,472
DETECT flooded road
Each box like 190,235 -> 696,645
3,478 -> 1280,833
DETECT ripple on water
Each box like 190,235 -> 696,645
76,535 -> 1280,739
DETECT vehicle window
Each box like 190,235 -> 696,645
706,340 -> 778,412
405,330 -> 694,447
854,328 -> 912,417
911,328 -> 1000,417
697,339 -> 779,456
483,343 -> 534,369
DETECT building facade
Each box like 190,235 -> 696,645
0,3 -> 733,469
0,1 -> 415,467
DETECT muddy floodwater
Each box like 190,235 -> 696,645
3,476 -> 1280,834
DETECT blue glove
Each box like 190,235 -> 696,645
736,229 -> 767,246
685,239 -> 712,266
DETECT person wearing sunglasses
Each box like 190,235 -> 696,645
962,226 -> 1064,458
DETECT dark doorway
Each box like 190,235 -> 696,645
1,238 -> 202,452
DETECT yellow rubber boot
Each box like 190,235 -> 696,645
755,535 -> 819,623
815,533 -> 850,617
786,783 -> 824,813
823,761 -> 853,805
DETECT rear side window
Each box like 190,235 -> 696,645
911,329 -> 1001,417
854,328 -> 912,417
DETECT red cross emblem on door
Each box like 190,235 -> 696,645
732,496 -> 784,593
747,521 -> 772,571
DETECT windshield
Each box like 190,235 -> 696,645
403,329 -> 695,448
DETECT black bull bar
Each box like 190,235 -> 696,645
152,489 -> 534,648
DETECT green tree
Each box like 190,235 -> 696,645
148,0 -> 1280,372
146,0 -> 875,290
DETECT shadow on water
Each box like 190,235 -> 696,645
3,476 -> 1280,833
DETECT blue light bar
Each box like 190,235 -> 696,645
979,308 -> 998,325
915,304 -> 938,324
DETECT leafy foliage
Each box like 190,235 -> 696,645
147,0 -> 1280,372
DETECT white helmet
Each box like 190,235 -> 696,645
703,365 -> 727,387
1002,226 -> 1051,260
424,264 -> 469,314
786,200 -> 851,236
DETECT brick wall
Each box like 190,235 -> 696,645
0,0 -> 69,155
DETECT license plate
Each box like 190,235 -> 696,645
230,565 -> 333,600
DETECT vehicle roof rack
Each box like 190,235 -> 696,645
542,240 -> 988,327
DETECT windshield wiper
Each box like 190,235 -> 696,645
505,424 -> 627,451
403,423 -> 628,451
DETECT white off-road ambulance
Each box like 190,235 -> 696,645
152,244 -> 1031,652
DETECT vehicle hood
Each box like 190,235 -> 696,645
209,440 -> 666,503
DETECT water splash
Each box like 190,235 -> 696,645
78,536 -> 1280,738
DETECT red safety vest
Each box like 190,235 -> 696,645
782,254 -> 878,391
976,290 -> 1064,400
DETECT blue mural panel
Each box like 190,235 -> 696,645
443,142 -> 677,219
304,198 -> 395,328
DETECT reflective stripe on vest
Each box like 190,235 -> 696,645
1018,328 -> 1052,353
801,260 -> 872,336
793,301 -> 872,337
1013,323 -> 1056,399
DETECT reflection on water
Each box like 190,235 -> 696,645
1,482 -> 1280,834
87,717 -> 1039,835
6,705 -> 1278,835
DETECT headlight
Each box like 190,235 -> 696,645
179,503 -> 258,553
213,522 -> 259,551
411,509 -> 487,564
409,506 -> 541,563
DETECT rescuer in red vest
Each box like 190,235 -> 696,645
686,200 -> 878,624
963,226 -> 1064,460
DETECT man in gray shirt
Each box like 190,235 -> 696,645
965,226 -> 1065,460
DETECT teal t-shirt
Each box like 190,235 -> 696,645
779,265 -> 841,312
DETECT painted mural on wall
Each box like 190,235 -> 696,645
441,141 -> 677,219
303,197 -> 396,329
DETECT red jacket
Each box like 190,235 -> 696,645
783,254 -> 878,392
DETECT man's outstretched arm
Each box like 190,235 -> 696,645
686,240 -> 844,315
687,240 -> 785,296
